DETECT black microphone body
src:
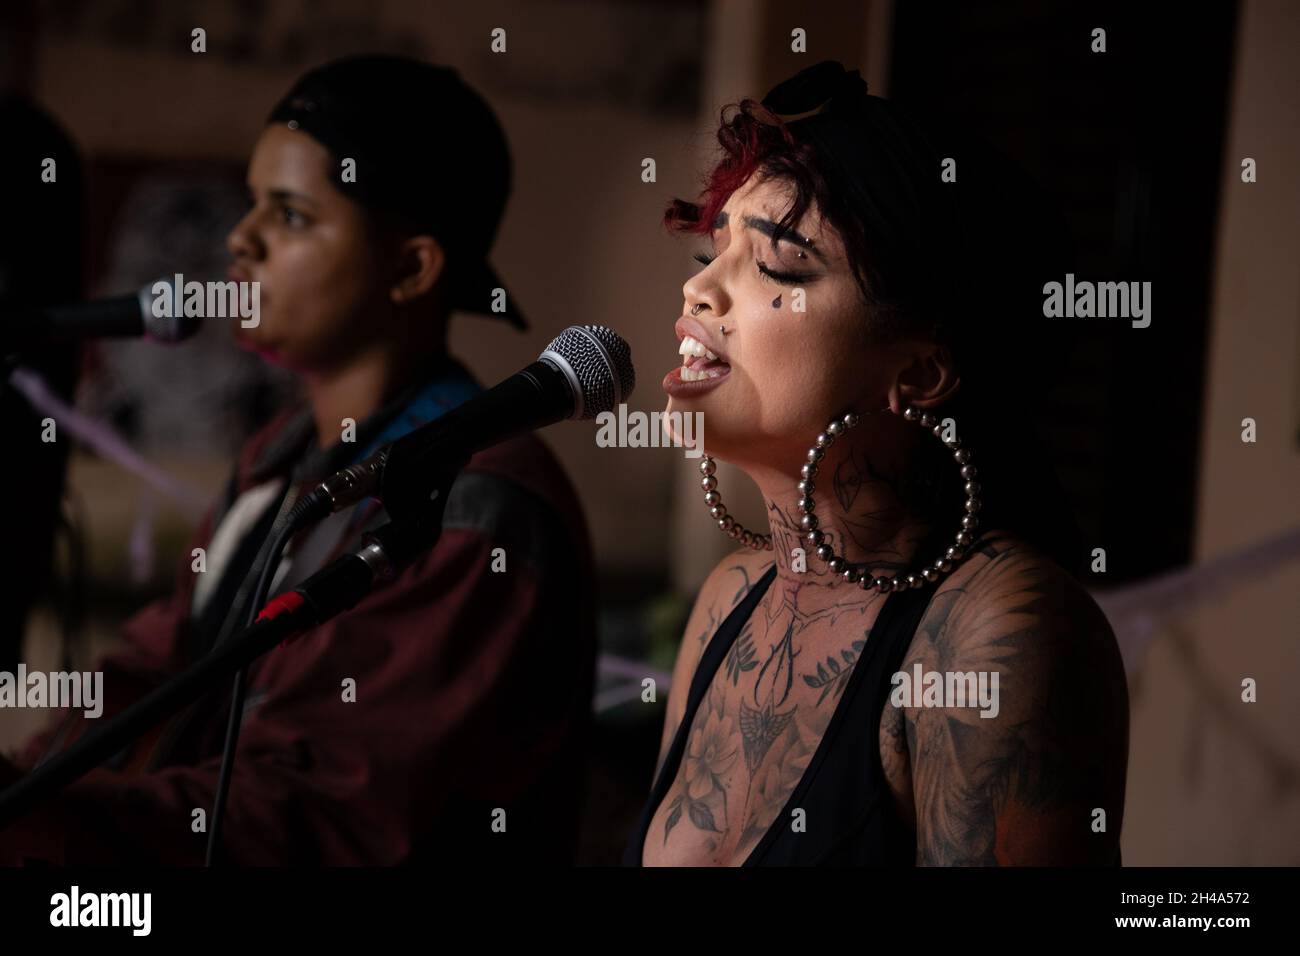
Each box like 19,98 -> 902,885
381,358 -> 574,515
2,283 -> 198,350
305,325 -> 634,525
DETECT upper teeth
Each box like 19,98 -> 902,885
679,335 -> 718,362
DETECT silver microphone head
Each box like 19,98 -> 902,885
538,325 -> 635,420
138,279 -> 202,343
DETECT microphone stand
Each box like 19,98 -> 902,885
0,454 -> 464,836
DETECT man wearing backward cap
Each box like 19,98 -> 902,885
0,56 -> 597,865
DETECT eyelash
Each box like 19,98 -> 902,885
692,252 -> 808,286
244,195 -> 309,229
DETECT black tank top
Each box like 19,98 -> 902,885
623,562 -> 936,866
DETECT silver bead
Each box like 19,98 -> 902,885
704,491 -> 721,507
807,447 -> 824,462
945,546 -> 961,560
762,538 -> 774,551
699,458 -> 716,476
844,567 -> 861,584
905,574 -> 920,589
741,531 -> 753,547
728,525 -> 743,539
814,432 -> 832,449
875,577 -> 893,593
827,557 -> 845,573
816,545 -> 834,561
960,465 -> 977,480
719,516 -> 734,531
800,513 -> 818,531
965,497 -> 981,513
701,476 -> 717,492
936,558 -> 953,572
922,568 -> 939,583
710,505 -> 727,520
964,481 -> 981,496
798,497 -> 815,513
826,421 -> 843,437
800,463 -> 818,480
903,406 -> 920,421
954,449 -> 972,465
961,514 -> 978,530
806,530 -> 824,546
842,412 -> 859,428
857,575 -> 873,589
920,413 -> 935,428
956,531 -> 974,547
797,479 -> 814,495
932,424 -> 945,438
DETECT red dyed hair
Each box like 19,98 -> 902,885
663,95 -> 1090,577
664,98 -> 901,334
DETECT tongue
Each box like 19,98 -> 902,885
687,355 -> 729,372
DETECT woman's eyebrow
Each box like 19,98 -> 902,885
739,213 -> 826,263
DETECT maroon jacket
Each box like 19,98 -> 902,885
1,381 -> 597,865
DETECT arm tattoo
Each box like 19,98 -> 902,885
904,543 -> 1129,865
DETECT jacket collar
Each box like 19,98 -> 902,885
245,353 -> 481,486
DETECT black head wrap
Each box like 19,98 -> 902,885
268,55 -> 526,329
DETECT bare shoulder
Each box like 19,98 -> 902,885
923,529 -> 1121,665
894,529 -> 1130,865
670,547 -> 772,695
652,548 -> 772,777
688,547 -> 773,643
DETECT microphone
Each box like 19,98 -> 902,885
299,325 -> 634,523
2,280 -> 200,350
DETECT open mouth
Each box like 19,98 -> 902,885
677,335 -> 732,381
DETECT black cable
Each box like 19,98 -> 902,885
204,490 -> 328,865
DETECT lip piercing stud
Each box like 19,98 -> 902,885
719,325 -> 728,335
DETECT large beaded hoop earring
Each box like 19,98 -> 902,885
798,406 -> 979,592
695,405 -> 981,582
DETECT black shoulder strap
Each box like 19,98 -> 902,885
687,564 -> 778,701
621,563 -> 776,865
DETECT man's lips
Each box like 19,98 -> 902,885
227,266 -> 265,311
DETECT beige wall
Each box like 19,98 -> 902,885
1121,0 -> 1300,864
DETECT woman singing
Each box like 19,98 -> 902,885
625,61 -> 1128,866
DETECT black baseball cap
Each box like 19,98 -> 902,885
268,55 -> 526,330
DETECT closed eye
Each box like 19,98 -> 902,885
693,250 -> 816,287
756,259 -> 810,286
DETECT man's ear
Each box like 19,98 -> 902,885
887,341 -> 961,413
390,235 -> 447,304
